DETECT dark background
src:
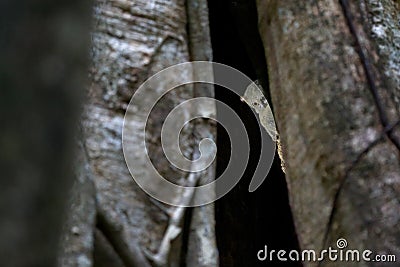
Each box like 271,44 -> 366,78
208,0 -> 302,266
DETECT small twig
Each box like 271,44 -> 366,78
149,198 -> 173,217
144,150 -> 201,266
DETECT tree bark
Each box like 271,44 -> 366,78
257,0 -> 400,266
82,0 -> 218,266
185,1 -> 219,267
58,139 -> 97,267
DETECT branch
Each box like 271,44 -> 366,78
143,151 -> 201,267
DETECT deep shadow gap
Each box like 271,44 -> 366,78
208,0 -> 302,266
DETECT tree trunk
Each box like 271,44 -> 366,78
58,138 -> 97,267
257,0 -> 400,266
78,0 -> 219,266
0,0 -> 92,266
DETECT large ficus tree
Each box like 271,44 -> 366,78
2,0 -> 399,267
257,0 -> 400,266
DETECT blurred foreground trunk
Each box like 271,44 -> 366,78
0,0 -> 92,266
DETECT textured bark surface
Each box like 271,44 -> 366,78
82,0 -> 218,266
0,0 -> 91,266
58,140 -> 97,267
186,1 -> 219,266
257,0 -> 400,266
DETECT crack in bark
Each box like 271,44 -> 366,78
320,119 -> 400,264
96,210 -> 152,267
319,1 -> 400,258
339,0 -> 400,151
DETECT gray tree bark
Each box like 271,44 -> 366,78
257,0 -> 400,266
58,0 -> 219,266
58,138 -> 97,267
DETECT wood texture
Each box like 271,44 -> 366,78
257,1 -> 400,266
83,0 -> 218,266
